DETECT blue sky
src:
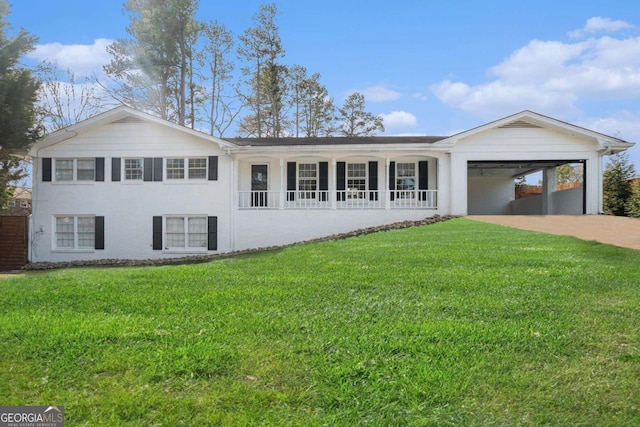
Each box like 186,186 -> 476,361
8,0 -> 640,168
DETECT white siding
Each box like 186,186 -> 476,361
450,127 -> 602,215
31,121 -> 231,262
467,176 -> 514,215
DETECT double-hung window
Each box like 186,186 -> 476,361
396,163 -> 416,198
124,158 -> 143,181
166,159 -> 185,179
165,216 -> 208,249
188,159 -> 207,179
55,159 -> 95,181
55,216 -> 95,249
347,163 -> 367,198
166,158 -> 207,180
298,163 -> 317,199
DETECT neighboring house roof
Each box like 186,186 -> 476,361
11,187 -> 31,200
1,187 -> 31,216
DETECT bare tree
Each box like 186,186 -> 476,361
37,61 -> 109,132
202,20 -> 239,137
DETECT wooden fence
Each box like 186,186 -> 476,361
0,216 -> 28,271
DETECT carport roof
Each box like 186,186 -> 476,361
468,160 -> 583,178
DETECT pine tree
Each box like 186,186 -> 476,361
603,152 -> 636,216
0,0 -> 40,209
104,0 -> 200,126
625,179 -> 640,218
337,92 -> 384,137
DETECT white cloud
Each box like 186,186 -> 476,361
27,38 -> 113,77
569,17 -> 635,39
431,31 -> 640,119
359,84 -> 401,102
379,110 -> 417,129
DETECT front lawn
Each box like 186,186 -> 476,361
1,218 -> 639,425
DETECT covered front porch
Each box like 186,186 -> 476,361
235,154 -> 440,210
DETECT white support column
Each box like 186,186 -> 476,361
279,158 -> 284,210
229,154 -> 236,251
331,158 -> 337,210
385,157 -> 391,210
449,153 -> 467,216
541,167 -> 557,215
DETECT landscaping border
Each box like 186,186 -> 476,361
24,215 -> 457,271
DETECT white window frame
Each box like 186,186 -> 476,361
396,162 -> 416,198
298,163 -> 318,199
124,158 -> 144,181
54,158 -> 95,182
164,215 -> 208,251
166,157 -> 207,181
347,163 -> 367,199
7,200 -> 16,207
20,200 -> 29,208
53,215 -> 95,251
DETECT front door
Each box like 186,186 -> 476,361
251,164 -> 268,207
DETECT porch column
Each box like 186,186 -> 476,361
541,167 -> 557,214
331,158 -> 337,209
279,158 -> 284,210
385,158 -> 391,210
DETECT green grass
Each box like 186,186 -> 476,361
1,218 -> 639,426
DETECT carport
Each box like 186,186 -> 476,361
466,159 -> 586,215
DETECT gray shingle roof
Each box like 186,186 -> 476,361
229,136 -> 447,146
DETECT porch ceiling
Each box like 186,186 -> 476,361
467,160 -> 581,178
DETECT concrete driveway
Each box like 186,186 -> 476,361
467,215 -> 640,250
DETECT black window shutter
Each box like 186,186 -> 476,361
152,216 -> 163,250
42,158 -> 52,182
112,158 -> 121,181
208,216 -> 218,250
319,162 -> 328,201
153,158 -> 163,181
286,162 -> 296,201
389,161 -> 396,201
95,216 -> 105,250
336,161 -> 346,201
418,161 -> 428,201
143,158 -> 153,181
208,156 -> 218,181
95,158 -> 105,181
368,161 -> 378,201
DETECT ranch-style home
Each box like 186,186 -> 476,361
28,106 -> 633,263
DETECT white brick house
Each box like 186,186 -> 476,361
28,106 -> 633,262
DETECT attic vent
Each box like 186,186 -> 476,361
111,116 -> 144,124
499,120 -> 542,129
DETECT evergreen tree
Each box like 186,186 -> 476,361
625,179 -> 640,218
337,92 -> 384,137
297,70 -> 336,137
237,3 -> 285,137
0,0 -> 40,208
603,152 -> 635,216
104,0 -> 200,126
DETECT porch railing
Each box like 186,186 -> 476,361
238,191 -> 281,209
390,190 -> 438,209
284,191 -> 331,209
238,190 -> 438,210
336,190 -> 385,209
